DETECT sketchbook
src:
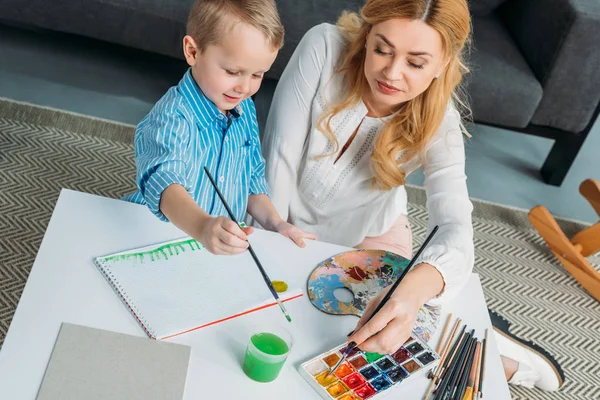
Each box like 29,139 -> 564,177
94,237 -> 302,339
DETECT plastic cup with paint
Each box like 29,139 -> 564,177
242,326 -> 293,383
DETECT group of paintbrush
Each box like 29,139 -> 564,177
423,315 -> 487,400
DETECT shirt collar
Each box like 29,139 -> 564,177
178,69 -> 244,128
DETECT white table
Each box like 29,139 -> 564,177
0,189 -> 511,399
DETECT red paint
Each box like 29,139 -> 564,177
342,372 -> 366,389
347,266 -> 368,281
160,294 -> 303,340
354,383 -> 376,398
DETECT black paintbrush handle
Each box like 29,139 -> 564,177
478,337 -> 487,396
203,167 -> 280,300
247,244 -> 280,299
204,166 -> 238,223
369,226 -> 439,321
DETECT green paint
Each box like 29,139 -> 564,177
102,239 -> 203,264
242,333 -> 290,382
364,352 -> 385,363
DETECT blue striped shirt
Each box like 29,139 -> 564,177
123,69 -> 269,222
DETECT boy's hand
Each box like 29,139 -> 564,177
274,221 -> 317,248
198,216 -> 254,255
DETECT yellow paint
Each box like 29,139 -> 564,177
326,382 -> 348,397
315,371 -> 337,387
272,280 -> 288,293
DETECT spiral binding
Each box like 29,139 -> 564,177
94,258 -> 158,340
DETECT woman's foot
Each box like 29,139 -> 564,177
488,309 -> 565,391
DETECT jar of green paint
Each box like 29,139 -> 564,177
242,327 -> 293,382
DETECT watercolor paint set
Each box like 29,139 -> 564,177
299,335 -> 440,399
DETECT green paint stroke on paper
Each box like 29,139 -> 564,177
102,239 -> 203,264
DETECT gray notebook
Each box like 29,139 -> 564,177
36,323 -> 190,400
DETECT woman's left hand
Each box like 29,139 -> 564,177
275,221 -> 317,248
348,286 -> 420,354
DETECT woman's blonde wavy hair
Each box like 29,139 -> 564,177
317,0 -> 471,190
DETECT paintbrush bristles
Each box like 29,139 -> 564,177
276,299 -> 292,322
330,343 -> 356,375
479,330 -> 488,399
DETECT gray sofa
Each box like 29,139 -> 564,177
1,0 -> 599,186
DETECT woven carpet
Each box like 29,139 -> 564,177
1,98 -> 598,399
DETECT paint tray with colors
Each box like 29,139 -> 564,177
298,336 -> 440,399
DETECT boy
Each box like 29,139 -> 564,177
124,0 -> 315,254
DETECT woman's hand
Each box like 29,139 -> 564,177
348,286 -> 421,354
275,220 -> 317,248
347,263 -> 445,354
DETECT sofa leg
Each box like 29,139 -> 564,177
540,132 -> 588,186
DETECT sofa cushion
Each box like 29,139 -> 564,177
0,0 -> 192,59
465,16 -> 542,128
272,0 -> 364,79
469,0 -> 508,16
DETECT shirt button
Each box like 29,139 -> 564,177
225,137 -> 229,143
218,114 -> 224,120
219,176 -> 225,183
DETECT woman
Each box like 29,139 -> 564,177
262,0 -> 563,392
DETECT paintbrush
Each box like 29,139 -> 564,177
464,341 -> 481,400
472,341 -> 482,400
203,166 -> 292,323
478,330 -> 488,399
330,225 -> 440,375
437,314 -> 455,355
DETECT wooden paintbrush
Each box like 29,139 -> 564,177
478,330 -> 488,399
437,314 -> 455,355
330,226 -> 439,375
203,166 -> 292,322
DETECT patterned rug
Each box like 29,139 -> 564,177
1,98 -> 598,399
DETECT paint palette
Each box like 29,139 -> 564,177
299,336 -> 440,399
307,250 -> 441,342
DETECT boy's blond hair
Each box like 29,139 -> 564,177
187,0 -> 284,52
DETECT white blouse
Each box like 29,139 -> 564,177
261,23 -> 474,303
